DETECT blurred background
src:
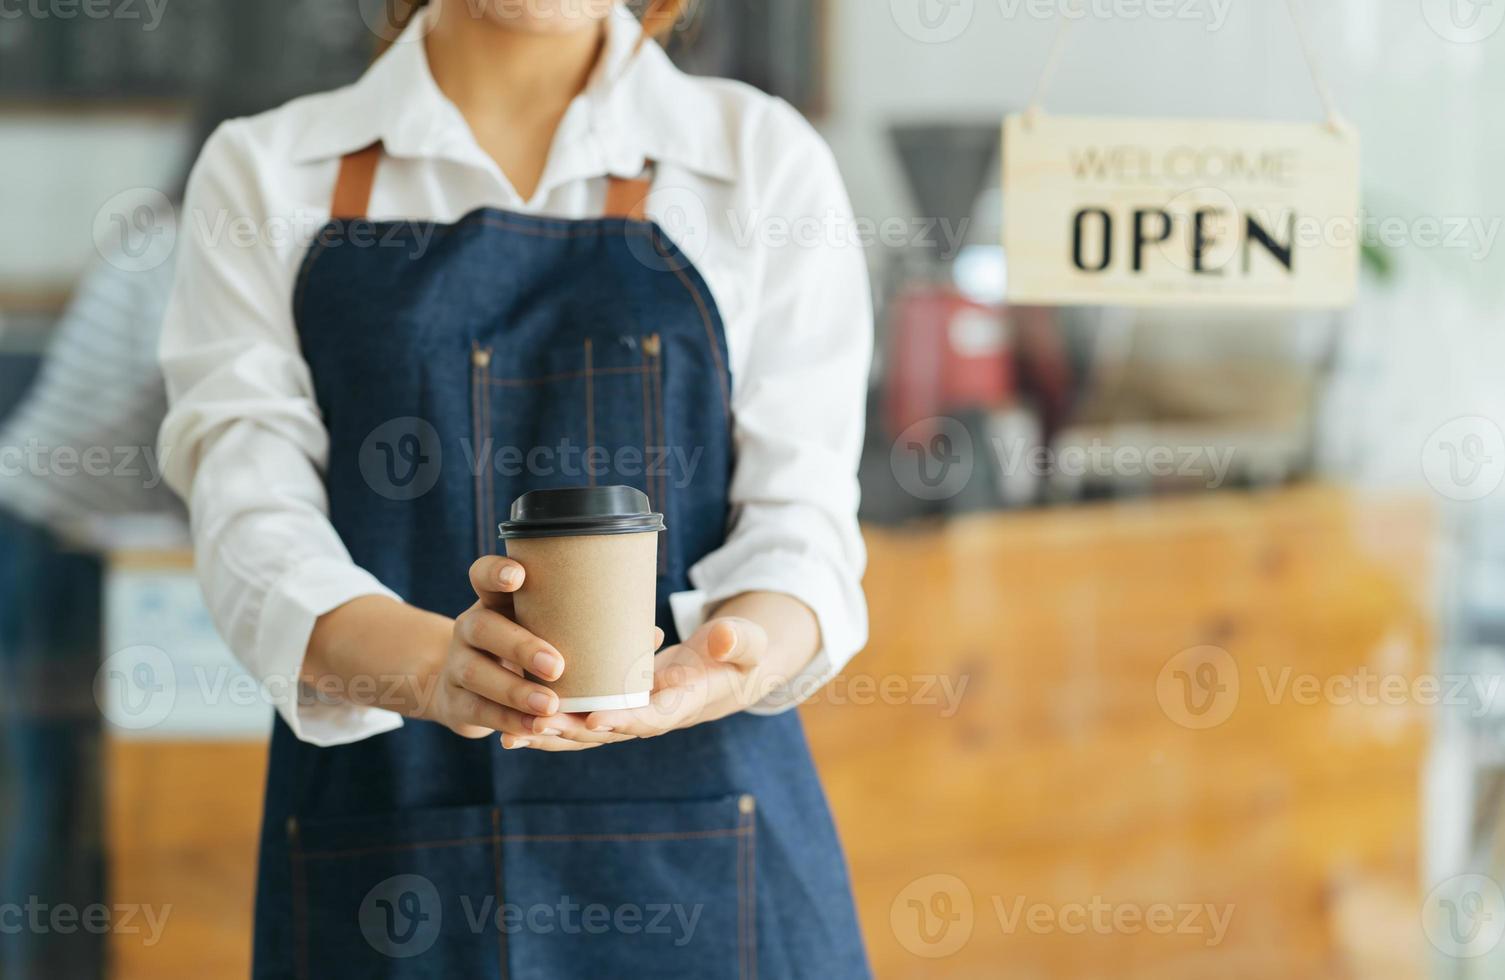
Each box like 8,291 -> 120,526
3,0 -> 1504,977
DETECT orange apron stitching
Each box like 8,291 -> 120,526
297,825 -> 751,862
584,338 -> 596,488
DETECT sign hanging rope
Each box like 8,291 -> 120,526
1022,0 -> 1346,133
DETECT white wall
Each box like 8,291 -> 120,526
824,1 -> 1336,235
0,111 -> 190,296
820,0 -> 1505,302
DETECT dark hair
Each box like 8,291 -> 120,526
376,0 -> 693,54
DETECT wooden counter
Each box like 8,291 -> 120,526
106,485 -> 1434,978
803,485 -> 1434,978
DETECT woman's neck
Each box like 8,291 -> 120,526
425,2 -> 608,198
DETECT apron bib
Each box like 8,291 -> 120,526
248,145 -> 871,980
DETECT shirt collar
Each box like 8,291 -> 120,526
289,3 -> 738,185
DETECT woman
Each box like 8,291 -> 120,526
159,1 -> 872,976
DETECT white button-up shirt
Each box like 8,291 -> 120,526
158,3 -> 872,745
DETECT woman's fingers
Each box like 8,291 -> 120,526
544,626 -> 670,742
539,711 -> 638,743
586,652 -> 709,737
447,687 -> 511,734
456,615 -> 669,744
501,732 -> 601,752
586,688 -> 697,738
446,689 -> 550,738
470,554 -> 526,594
455,605 -> 565,682
586,624 -> 765,737
469,555 -> 525,612
448,720 -> 495,739
450,644 -> 560,716
701,617 -> 766,667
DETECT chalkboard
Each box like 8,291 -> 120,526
0,0 -> 823,113
0,0 -> 372,105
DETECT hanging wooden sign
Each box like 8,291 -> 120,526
1001,114 -> 1361,309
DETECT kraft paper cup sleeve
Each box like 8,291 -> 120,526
504,531 -> 658,705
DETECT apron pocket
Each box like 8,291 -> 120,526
289,805 -> 507,979
500,792 -> 757,980
287,794 -> 756,980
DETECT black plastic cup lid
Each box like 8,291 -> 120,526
497,486 -> 666,540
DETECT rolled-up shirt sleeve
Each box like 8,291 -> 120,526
158,121 -> 403,745
668,101 -> 873,714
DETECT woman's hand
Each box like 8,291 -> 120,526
434,555 -> 665,751
527,590 -> 819,748
424,555 -> 565,739
307,560 -> 814,751
576,617 -> 772,738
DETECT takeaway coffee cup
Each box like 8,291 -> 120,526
498,486 -> 665,712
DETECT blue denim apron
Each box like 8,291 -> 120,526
249,145 -> 871,979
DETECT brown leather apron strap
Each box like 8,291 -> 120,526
333,147 -> 649,220
330,144 -> 382,220
603,171 -> 652,220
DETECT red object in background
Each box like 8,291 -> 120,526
883,284 -> 1013,439
1010,305 -> 1074,437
